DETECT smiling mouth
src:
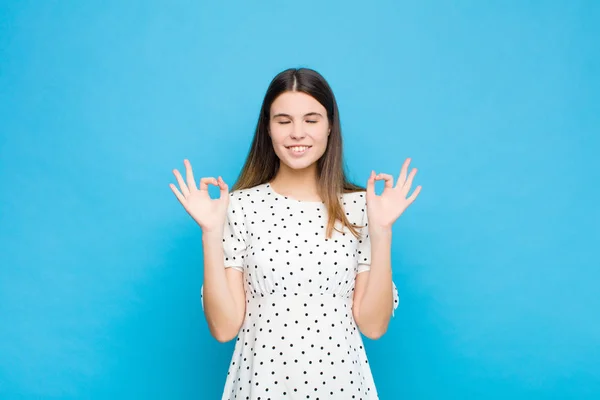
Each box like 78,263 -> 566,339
286,145 -> 312,154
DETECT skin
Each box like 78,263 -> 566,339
267,91 -> 330,201
170,90 -> 422,341
354,159 -> 421,338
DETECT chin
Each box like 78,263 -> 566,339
282,159 -> 316,170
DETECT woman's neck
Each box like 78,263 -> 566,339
270,164 -> 321,202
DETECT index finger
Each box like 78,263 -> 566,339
376,173 -> 394,188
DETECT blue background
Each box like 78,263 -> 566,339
1,1 -> 598,398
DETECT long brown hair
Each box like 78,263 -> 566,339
231,68 -> 365,239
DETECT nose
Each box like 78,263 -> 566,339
290,125 -> 306,139
290,123 -> 306,139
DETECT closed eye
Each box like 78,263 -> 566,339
276,120 -> 318,124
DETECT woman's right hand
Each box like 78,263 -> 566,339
169,159 -> 230,233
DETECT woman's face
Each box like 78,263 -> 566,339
269,91 -> 330,171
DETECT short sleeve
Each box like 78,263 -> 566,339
222,193 -> 247,272
356,202 -> 400,316
357,204 -> 371,273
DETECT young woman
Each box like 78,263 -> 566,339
170,68 -> 421,399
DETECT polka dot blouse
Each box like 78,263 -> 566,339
202,182 -> 399,399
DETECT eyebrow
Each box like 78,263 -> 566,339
272,112 -> 323,118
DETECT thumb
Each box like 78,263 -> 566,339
218,176 -> 229,198
366,170 -> 376,197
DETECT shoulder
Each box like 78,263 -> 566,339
228,183 -> 268,208
342,190 -> 368,207
341,190 -> 368,221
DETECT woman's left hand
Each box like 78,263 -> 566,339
366,158 -> 422,231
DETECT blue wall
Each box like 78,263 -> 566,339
1,1 -> 598,398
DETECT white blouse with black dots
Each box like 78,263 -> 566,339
202,182 -> 399,400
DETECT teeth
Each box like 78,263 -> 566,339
289,146 -> 309,152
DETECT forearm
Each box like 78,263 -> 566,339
201,230 -> 243,341
357,228 -> 394,338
